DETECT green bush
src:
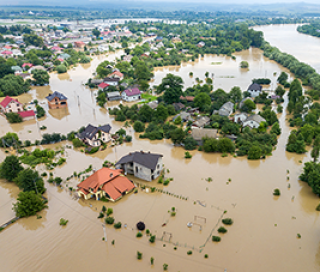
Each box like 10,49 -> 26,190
185,151 -> 192,159
187,250 -> 193,255
212,236 -> 221,242
217,227 -> 227,233
125,135 -> 132,142
107,208 -> 113,216
204,254 -> 209,258
273,188 -> 281,196
72,138 -> 84,148
6,112 -> 22,123
149,235 -> 156,243
59,218 -> 68,226
136,231 -> 143,238
105,217 -> 114,224
98,212 -> 104,219
316,203 -> 320,211
163,179 -> 170,186
114,222 -> 122,229
137,251 -> 142,260
222,218 -> 233,225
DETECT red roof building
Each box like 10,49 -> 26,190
98,82 -> 109,90
109,71 -> 124,79
18,110 -> 35,120
77,168 -> 135,201
1,50 -> 13,55
0,96 -> 23,114
22,63 -> 33,69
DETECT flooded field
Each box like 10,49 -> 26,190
1,25 -> 320,272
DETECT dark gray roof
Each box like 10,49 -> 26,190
46,91 -> 67,102
78,124 -> 111,140
248,83 -> 262,91
104,77 -> 120,82
116,151 -> 163,170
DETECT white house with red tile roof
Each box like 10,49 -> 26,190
98,82 -> 109,91
0,96 -> 24,114
121,88 -> 141,102
18,110 -> 35,121
109,71 -> 124,80
77,168 -> 135,201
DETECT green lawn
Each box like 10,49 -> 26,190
139,93 -> 157,104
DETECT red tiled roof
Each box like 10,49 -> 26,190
18,110 -> 35,118
22,63 -> 33,68
77,168 -> 134,201
74,41 -> 85,45
110,71 -> 123,78
1,50 -> 12,55
57,58 -> 64,62
0,96 -> 20,108
180,96 -> 194,102
98,82 -> 109,89
124,88 -> 141,97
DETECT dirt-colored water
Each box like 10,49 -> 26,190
0,25 -> 320,272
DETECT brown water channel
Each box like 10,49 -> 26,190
0,26 -> 320,272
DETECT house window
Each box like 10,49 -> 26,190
157,164 -> 160,169
17,103 -> 19,106
135,166 -> 138,173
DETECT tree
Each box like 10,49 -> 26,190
32,69 -> 50,85
56,64 -> 67,74
0,62 -> 14,78
14,168 -> 46,194
133,121 -> 145,132
248,145 -> 262,160
0,155 -> 23,181
183,136 -> 198,150
0,74 -> 30,96
240,61 -> 249,68
229,86 -> 242,103
157,74 -> 184,104
270,122 -> 281,135
277,72 -> 288,85
6,112 -> 22,123
171,128 -> 185,145
23,34 -> 44,47
92,29 -> 101,38
300,162 -> 320,195
36,105 -> 45,118
241,99 -> 256,112
155,104 -> 169,123
259,109 -> 278,126
194,93 -> 211,111
13,191 -> 46,218
67,43 -> 73,48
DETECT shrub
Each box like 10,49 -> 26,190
146,229 -> 150,235
6,112 -> 22,123
98,212 -> 104,219
297,233 -> 301,239
59,218 -> 68,226
125,135 -> 132,142
72,138 -> 84,148
114,222 -> 122,229
56,64 -> 67,73
185,151 -> 192,159
107,208 -> 113,216
163,263 -> 168,271
204,254 -> 209,258
171,212 -> 176,217
163,179 -> 170,186
316,203 -> 320,211
212,236 -> 221,242
105,217 -> 115,224
149,235 -> 156,243
187,250 -> 192,255
133,121 -> 145,132
102,205 -> 106,212
222,218 -> 233,225
217,227 -> 227,233
136,231 -> 143,238
150,257 -> 154,265
273,188 -> 281,196
137,251 -> 142,260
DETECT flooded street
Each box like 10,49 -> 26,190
1,25 -> 320,272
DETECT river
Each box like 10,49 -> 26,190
0,24 -> 319,272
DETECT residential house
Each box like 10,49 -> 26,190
173,102 -> 185,112
156,42 -> 164,49
18,110 -> 35,121
0,50 -> 13,58
121,88 -> 141,102
0,96 -> 24,114
247,83 -> 262,97
18,73 -> 31,80
98,82 -> 109,91
22,63 -> 33,71
109,71 -> 124,80
155,36 -> 163,42
77,168 -> 135,201
107,91 -> 121,101
197,41 -> 205,48
242,114 -> 266,129
234,113 -> 248,124
146,101 -> 158,110
171,37 -> 181,43
192,116 -> 211,128
115,151 -> 163,182
122,55 -> 133,62
103,77 -> 120,86
11,66 -> 23,74
74,41 -> 85,48
78,124 -> 112,147
191,127 -> 217,145
218,101 -> 234,116
29,65 -> 46,73
180,96 -> 195,102
91,79 -> 103,85
172,112 -> 193,122
58,53 -> 71,61
46,91 -> 68,109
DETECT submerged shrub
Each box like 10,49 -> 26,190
212,236 -> 221,242
105,217 -> 115,224
217,227 -> 227,233
273,188 -> 281,196
114,222 -> 122,229
222,218 -> 233,225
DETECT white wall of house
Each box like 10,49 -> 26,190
1,101 -> 24,114
133,158 -> 162,182
234,113 -> 247,124
122,94 -> 141,102
85,131 -> 111,146
243,120 -> 260,129
248,90 -> 261,97
104,81 -> 118,86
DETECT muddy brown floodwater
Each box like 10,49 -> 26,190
1,25 -> 320,272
